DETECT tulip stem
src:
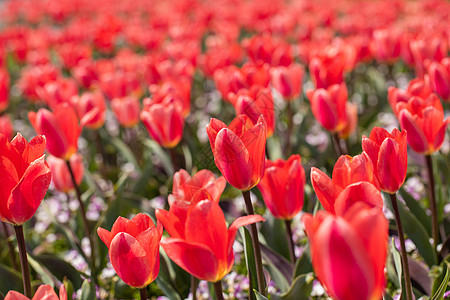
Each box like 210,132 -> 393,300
285,220 -> 296,264
169,147 -> 180,172
66,160 -> 96,271
1,222 -> 18,271
14,225 -> 32,298
331,133 -> 344,156
213,280 -> 225,300
242,191 -> 266,296
425,155 -> 439,249
191,276 -> 199,300
389,193 -> 413,300
139,287 -> 147,300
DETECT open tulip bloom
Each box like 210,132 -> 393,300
5,284 -> 67,300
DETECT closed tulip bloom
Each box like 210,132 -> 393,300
0,133 -> 51,225
141,99 -> 184,148
0,68 -> 10,112
308,48 -> 348,89
0,114 -> 13,140
6,284 -> 67,300
307,83 -> 348,132
97,214 -> 163,288
160,199 -> 264,282
427,58 -> 450,101
71,91 -> 106,130
28,104 -> 81,160
302,202 -> 388,300
270,63 -> 304,100
111,96 -> 141,128
47,154 -> 84,193
362,127 -> 407,193
206,114 -> 266,191
258,155 -> 305,220
338,102 -> 358,139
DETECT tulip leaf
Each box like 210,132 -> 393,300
390,238 -> 403,291
239,227 -> 258,300
34,254 -> 83,290
0,264 -> 23,296
399,188 -> 431,236
293,246 -> 313,278
143,139 -> 174,176
431,262 -> 450,300
27,254 -> 57,287
270,274 -> 313,300
260,243 -> 293,287
80,279 -> 96,300
110,137 -> 141,174
407,256 -> 431,295
254,290 -> 270,300
181,143 -> 192,172
259,212 -> 290,261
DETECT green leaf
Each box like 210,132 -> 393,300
399,188 -> 431,236
143,139 -> 174,176
155,277 -> 182,300
240,227 -> 258,300
431,262 -> 449,300
110,137 -> 141,174
293,246 -> 313,277
390,238 -> 403,290
259,213 -> 290,261
0,264 -> 23,296
254,290 -> 270,300
80,280 -> 96,300
260,243 -> 293,288
270,274 -> 313,300
34,254 -> 83,290
27,254 -> 57,287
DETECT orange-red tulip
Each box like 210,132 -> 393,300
47,154 -> 84,193
5,284 -> 67,300
362,127 -> 407,194
270,63 -> 304,100
0,133 -> 51,225
97,214 -> 163,288
111,96 -> 141,128
36,78 -> 78,110
71,91 -> 107,130
206,114 -> 266,191
28,104 -> 81,160
303,202 -> 388,300
427,58 -> 450,102
258,155 -> 305,220
160,199 -> 264,282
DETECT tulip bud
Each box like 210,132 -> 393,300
270,64 -> 304,100
111,96 -> 141,128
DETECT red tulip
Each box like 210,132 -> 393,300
47,154 -> 84,193
0,114 -> 13,140
338,102 -> 358,139
302,202 -> 388,300
258,155 -> 305,220
28,104 -> 81,160
160,199 -> 264,282
149,79 -> 191,117
306,83 -> 348,132
427,58 -> 450,102
243,35 -> 293,66
310,153 -> 379,214
5,284 -> 67,300
111,96 -> 141,128
141,99 -> 184,148
71,91 -> 107,130
270,63 -> 304,100
0,68 -> 10,112
388,78 -> 433,115
71,59 -> 99,89
0,133 -> 51,225
36,78 -> 78,110
97,214 -> 163,288
206,114 -> 266,191
17,64 -> 60,103
308,48 -> 348,89
371,29 -> 401,64
362,127 -> 407,193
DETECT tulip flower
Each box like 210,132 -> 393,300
362,127 -> 407,193
308,48 -> 348,89
71,91 -> 107,130
388,78 -> 433,115
427,58 -> 450,102
302,202 -> 388,300
371,28 -> 401,63
28,104 -> 81,160
149,79 -> 191,117
111,96 -> 141,128
17,64 -> 60,103
258,155 -> 305,220
0,133 -> 51,225
5,284 -> 67,300
206,114 -> 266,191
270,63 -> 304,100
306,83 -> 348,133
97,214 -> 163,288
338,102 -> 358,140
36,78 -> 78,110
0,114 -> 13,140
310,153 -> 379,213
141,99 -> 184,148
160,199 -> 264,282
0,68 -> 10,112
47,154 -> 84,193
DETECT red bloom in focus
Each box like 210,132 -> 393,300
270,63 -> 304,100
71,91 -> 107,130
28,104 -> 81,160
5,284 -> 67,300
362,127 -> 407,194
159,199 -> 264,282
307,83 -> 348,132
0,114 -> 13,140
207,115 -> 266,191
302,202 -> 388,300
47,154 -> 84,193
141,99 -> 184,148
0,133 -> 51,225
258,155 -> 305,220
111,96 -> 141,128
0,68 -> 10,112
97,214 -> 163,288
427,58 -> 450,101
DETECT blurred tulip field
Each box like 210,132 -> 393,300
0,0 -> 450,299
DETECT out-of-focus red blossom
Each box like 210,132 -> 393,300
28,104 -> 81,160
47,154 -> 83,193
338,102 -> 358,139
371,28 -> 401,63
70,91 -> 106,130
207,114 -> 266,191
5,284 -> 67,300
168,169 -> 226,205
302,202 -> 388,300
232,87 -> 275,137
311,153 -> 381,214
404,36 -> 448,77
270,63 -> 304,100
243,34 -> 293,66
388,78 -> 433,115
144,57 -> 194,85
258,155 -> 305,220
0,114 -> 13,140
0,133 -> 51,225
99,70 -> 142,100
97,214 -> 163,288
56,43 -> 92,70
36,78 -> 78,110
159,199 -> 264,282
71,59 -> 99,89
427,58 -> 450,101
0,69 -> 9,112
111,96 -> 141,128
149,79 -> 191,117
307,83 -> 348,132
17,64 -> 60,103
309,46 -> 350,89
141,99 -> 184,148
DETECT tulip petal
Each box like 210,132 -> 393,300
4,291 -> 29,300
97,227 -> 112,248
32,284 -> 60,300
334,182 -> 383,215
398,110 -> 428,153
310,168 -> 339,213
206,118 -> 227,153
161,238 -> 218,281
432,118 -> 450,152
377,138 -> 406,193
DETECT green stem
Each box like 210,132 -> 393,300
14,225 -> 32,298
285,219 -> 296,265
389,193 -> 413,300
242,191 -> 266,296
332,132 -> 344,157
213,280 -> 224,300
425,154 -> 439,249
191,276 -> 198,300
139,287 -> 147,300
